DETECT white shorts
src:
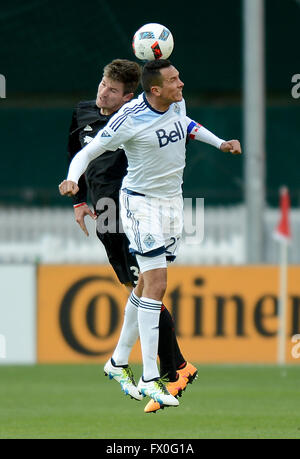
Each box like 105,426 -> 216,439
120,189 -> 183,263
136,253 -> 167,273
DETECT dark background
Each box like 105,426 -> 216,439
0,0 -> 299,206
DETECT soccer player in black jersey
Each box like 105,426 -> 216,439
67,59 -> 197,412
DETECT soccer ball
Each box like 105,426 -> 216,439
132,23 -> 174,61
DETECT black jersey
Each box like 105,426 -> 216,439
68,100 -> 128,207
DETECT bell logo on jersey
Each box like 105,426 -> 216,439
156,121 -> 185,148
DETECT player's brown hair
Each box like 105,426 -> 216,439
103,59 -> 141,95
141,59 -> 172,93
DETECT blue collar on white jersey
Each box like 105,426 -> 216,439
142,92 -> 168,115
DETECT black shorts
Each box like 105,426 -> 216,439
96,230 -> 140,285
95,200 -> 140,285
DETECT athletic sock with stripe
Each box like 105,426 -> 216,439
138,297 -> 162,381
112,291 -> 139,365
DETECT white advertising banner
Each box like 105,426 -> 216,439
0,264 -> 36,364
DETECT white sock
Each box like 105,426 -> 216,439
112,291 -> 139,366
138,297 -> 162,381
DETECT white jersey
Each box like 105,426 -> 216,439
117,93 -> 187,198
67,93 -> 224,198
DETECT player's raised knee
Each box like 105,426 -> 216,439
142,269 -> 167,300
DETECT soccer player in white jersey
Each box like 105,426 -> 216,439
59,59 -> 241,408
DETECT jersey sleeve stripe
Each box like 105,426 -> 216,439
112,104 -> 148,132
109,101 -> 147,131
110,101 -> 145,128
110,104 -> 146,132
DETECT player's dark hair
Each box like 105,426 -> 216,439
141,59 -> 172,93
103,59 -> 141,94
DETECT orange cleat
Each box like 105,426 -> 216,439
144,374 -> 187,413
177,362 -> 198,384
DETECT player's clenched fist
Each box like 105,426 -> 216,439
59,180 -> 79,196
220,140 -> 242,155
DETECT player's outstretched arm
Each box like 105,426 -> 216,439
186,117 -> 242,155
186,118 -> 224,149
59,134 -> 111,199
61,110 -> 133,190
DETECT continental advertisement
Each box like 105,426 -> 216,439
37,265 -> 300,363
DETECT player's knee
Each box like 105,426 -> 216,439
154,279 -> 167,298
144,276 -> 167,300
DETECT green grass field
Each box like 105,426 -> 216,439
0,364 -> 299,439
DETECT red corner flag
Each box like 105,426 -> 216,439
274,187 -> 291,242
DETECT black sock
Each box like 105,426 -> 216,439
158,306 -> 185,381
173,333 -> 186,370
